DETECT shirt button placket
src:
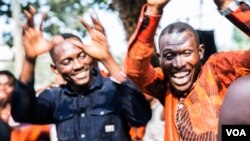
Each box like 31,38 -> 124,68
81,113 -> 85,118
81,134 -> 85,139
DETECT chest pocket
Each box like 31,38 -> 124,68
54,111 -> 74,141
89,108 -> 117,139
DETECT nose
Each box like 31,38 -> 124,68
0,85 -> 6,91
172,55 -> 184,69
73,59 -> 83,70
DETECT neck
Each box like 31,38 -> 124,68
69,75 -> 96,93
70,84 -> 89,93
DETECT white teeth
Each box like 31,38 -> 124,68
173,71 -> 189,78
75,71 -> 87,79
171,71 -> 190,85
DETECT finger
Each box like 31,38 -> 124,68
21,22 -> 28,34
67,38 -> 85,49
22,29 -> 31,41
39,13 -> 46,31
24,10 -> 34,27
81,18 -> 93,33
29,5 -> 36,15
24,9 -> 32,19
81,18 -> 97,39
51,35 -> 64,47
90,15 -> 104,33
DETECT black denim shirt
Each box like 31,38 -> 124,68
11,69 -> 151,141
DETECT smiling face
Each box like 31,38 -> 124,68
0,74 -> 15,98
51,40 -> 93,92
159,22 -> 204,96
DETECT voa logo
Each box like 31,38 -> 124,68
226,129 -> 246,136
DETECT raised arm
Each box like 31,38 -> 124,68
20,6 -> 54,85
11,6 -> 55,124
124,0 -> 169,96
214,0 -> 250,36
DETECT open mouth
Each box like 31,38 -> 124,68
171,71 -> 191,85
73,69 -> 89,79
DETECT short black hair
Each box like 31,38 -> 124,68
60,33 -> 82,42
0,70 -> 15,82
49,33 -> 82,63
158,22 -> 200,48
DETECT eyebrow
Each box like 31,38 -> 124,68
166,41 -> 184,46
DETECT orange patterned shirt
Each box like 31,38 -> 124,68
125,3 -> 250,141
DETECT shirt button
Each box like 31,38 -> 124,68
81,134 -> 85,138
81,113 -> 85,118
178,104 -> 184,109
100,111 -> 104,115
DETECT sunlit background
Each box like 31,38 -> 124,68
0,0 -> 249,89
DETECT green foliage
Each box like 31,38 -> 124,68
1,0 -> 112,46
0,0 -> 114,89
41,0 -> 112,36
232,27 -> 250,50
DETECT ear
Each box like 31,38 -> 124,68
198,44 -> 205,60
156,52 -> 161,65
50,64 -> 59,75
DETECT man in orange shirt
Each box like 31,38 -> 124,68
124,0 -> 250,140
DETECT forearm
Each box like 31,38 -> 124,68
101,55 -> 126,83
125,5 -> 162,88
11,80 -> 36,122
218,1 -> 250,37
11,81 -> 53,124
19,57 -> 36,85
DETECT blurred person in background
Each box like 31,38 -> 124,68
0,92 -> 11,141
0,70 -> 50,141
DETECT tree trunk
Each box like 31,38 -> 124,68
111,0 -> 146,40
11,0 -> 23,77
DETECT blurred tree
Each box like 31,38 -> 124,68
232,27 -> 250,50
1,0 -> 147,87
111,0 -> 146,39
1,0 -> 146,44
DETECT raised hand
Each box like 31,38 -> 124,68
213,0 -> 233,9
22,5 -> 53,61
69,15 -> 124,79
70,15 -> 111,62
146,0 -> 170,14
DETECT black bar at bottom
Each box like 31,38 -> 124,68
222,125 -> 250,141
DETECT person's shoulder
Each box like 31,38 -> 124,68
227,75 -> 250,95
37,86 -> 63,98
229,75 -> 250,92
219,75 -> 250,125
222,75 -> 250,108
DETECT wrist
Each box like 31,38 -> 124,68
145,4 -> 164,15
137,14 -> 161,43
219,0 -> 240,15
217,0 -> 234,10
110,71 -> 126,84
25,56 -> 36,64
101,56 -> 120,75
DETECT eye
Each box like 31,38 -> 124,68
164,52 -> 176,60
78,52 -> 86,59
6,83 -> 13,87
61,59 -> 71,66
182,50 -> 192,57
